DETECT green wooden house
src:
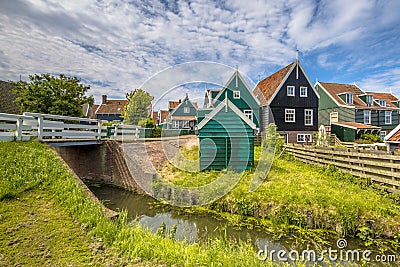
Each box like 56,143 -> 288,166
196,70 -> 259,171
316,82 -> 399,141
167,94 -> 198,132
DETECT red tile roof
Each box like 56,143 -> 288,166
168,101 -> 180,110
253,62 -> 295,105
333,121 -> 380,130
96,100 -> 127,114
318,82 -> 366,107
366,92 -> 399,108
387,130 -> 400,142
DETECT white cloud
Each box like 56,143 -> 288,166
0,0 -> 399,105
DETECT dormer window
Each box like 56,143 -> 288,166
184,107 -> 190,113
378,99 -> 387,107
365,95 -> 373,106
345,93 -> 353,104
233,91 -> 240,99
287,86 -> 295,96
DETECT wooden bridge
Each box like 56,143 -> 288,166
0,112 -> 141,146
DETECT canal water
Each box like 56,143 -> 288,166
89,185 -> 393,266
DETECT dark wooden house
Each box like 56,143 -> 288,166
253,59 -> 319,143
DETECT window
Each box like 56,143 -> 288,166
345,93 -> 353,104
365,95 -> 373,106
182,121 -> 189,128
363,110 -> 371,124
244,110 -> 253,121
233,91 -> 240,99
379,131 -> 387,140
300,86 -> 308,97
379,100 -> 387,107
385,111 -> 392,124
304,109 -> 313,125
285,109 -> 295,122
297,134 -> 312,143
330,112 -> 338,124
173,120 -> 179,129
287,86 -> 295,96
184,106 -> 190,113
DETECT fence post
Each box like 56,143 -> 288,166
114,125 -> 118,140
16,117 -> 23,141
37,116 -> 43,141
97,120 -> 102,140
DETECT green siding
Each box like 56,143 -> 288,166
198,105 -> 254,171
171,98 -> 197,117
331,124 -> 356,142
214,74 -> 260,127
317,84 -> 355,125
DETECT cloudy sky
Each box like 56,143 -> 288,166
1,0 -> 400,109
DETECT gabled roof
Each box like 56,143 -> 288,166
170,94 -> 198,116
0,80 -> 19,114
317,82 -> 366,108
366,92 -> 399,108
254,61 -> 318,106
212,70 -> 260,106
96,99 -> 127,114
385,124 -> 400,143
197,98 -> 256,130
254,63 -> 295,105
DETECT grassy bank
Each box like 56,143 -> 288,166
0,141 -> 278,266
160,145 -> 400,250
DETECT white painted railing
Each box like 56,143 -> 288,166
0,113 -> 37,141
0,112 -> 107,142
111,124 -> 141,140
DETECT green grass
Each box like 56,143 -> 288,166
0,141 -> 281,267
159,145 -> 400,249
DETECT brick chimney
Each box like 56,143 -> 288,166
102,95 -> 107,104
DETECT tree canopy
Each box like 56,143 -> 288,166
123,89 -> 154,125
11,74 -> 93,117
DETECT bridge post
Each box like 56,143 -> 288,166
97,120 -> 102,140
15,117 -> 23,141
38,116 -> 43,141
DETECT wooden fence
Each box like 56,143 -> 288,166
284,143 -> 400,193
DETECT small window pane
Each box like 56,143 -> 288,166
287,86 -> 295,96
300,87 -> 307,97
233,91 -> 240,99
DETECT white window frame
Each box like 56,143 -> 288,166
173,120 -> 179,129
285,109 -> 295,122
287,86 -> 295,96
233,91 -> 240,99
182,120 -> 189,128
304,109 -> 313,126
379,131 -> 387,140
244,110 -> 253,121
366,95 -> 373,106
345,93 -> 353,104
379,100 -> 387,107
363,110 -> 371,124
184,106 -> 190,113
330,112 -> 338,124
297,134 -> 312,143
385,111 -> 392,124
300,86 -> 308,97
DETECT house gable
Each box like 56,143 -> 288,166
170,95 -> 197,118
211,71 -> 260,127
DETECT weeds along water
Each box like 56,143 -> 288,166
0,141 -> 279,267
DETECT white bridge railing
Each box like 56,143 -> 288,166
0,112 -> 107,142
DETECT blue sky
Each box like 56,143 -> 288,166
1,0 -> 400,110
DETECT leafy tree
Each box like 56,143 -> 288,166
138,117 -> 155,128
124,89 -> 154,125
11,74 -> 93,117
